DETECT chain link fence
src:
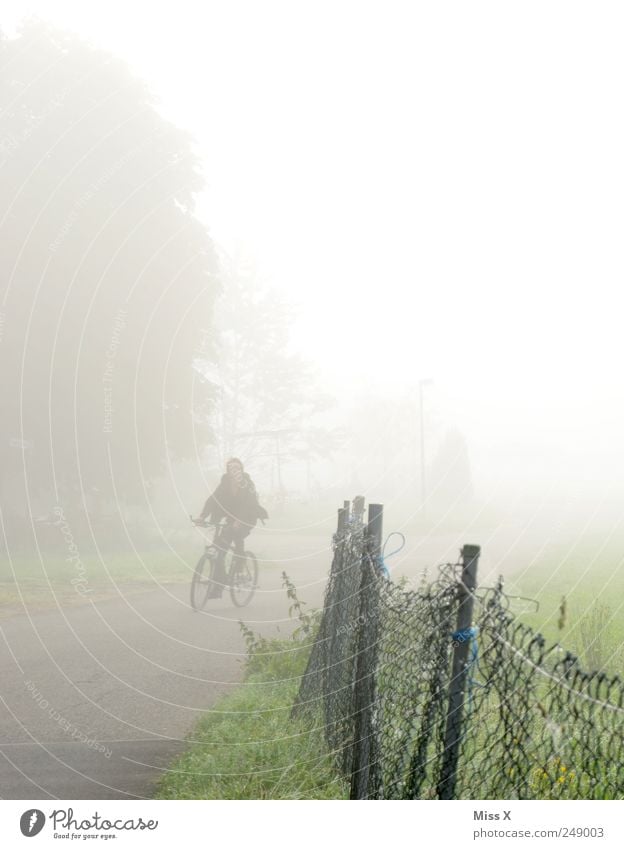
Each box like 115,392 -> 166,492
293,500 -> 624,800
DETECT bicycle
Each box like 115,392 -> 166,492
189,518 -> 259,610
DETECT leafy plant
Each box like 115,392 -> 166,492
281,571 -> 320,639
238,620 -> 269,657
237,573 -> 320,679
577,602 -> 615,672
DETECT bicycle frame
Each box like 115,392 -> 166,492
190,516 -> 258,609
191,518 -> 241,560
191,519 -> 222,548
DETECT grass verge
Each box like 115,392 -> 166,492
0,551 -> 194,613
157,582 -> 347,800
508,544 -> 624,676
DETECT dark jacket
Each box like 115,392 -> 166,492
200,473 -> 268,530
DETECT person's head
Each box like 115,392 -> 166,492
226,457 -> 244,482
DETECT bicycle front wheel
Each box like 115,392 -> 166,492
229,551 -> 258,607
190,553 -> 214,611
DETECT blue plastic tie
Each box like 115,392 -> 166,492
376,555 -> 390,578
450,626 -> 482,712
375,532 -> 406,578
451,626 -> 479,644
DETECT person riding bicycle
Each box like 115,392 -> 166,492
198,458 -> 268,597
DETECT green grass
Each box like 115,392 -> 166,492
156,635 -> 347,800
507,542 -> 624,676
0,536 -> 318,614
0,550 -> 195,611
152,546 -> 624,801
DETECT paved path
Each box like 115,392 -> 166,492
0,522 -> 523,800
0,532 -> 331,800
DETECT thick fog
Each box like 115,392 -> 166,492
3,0 -> 624,810
3,3 -> 623,559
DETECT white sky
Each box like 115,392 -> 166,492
4,1 -> 624,497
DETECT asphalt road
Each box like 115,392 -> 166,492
0,531 -> 333,801
0,521 -> 523,800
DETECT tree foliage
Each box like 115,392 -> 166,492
0,21 -> 218,523
195,254 -> 337,486
428,427 -> 474,511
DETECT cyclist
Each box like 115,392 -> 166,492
198,458 -> 268,597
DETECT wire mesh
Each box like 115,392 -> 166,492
294,509 -> 624,800
458,586 -> 624,800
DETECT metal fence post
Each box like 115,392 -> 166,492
437,543 -> 480,800
352,495 -> 365,525
366,503 -> 383,558
350,503 -> 383,799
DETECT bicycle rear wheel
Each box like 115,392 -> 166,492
229,551 -> 258,607
190,553 -> 214,611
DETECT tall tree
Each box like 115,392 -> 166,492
428,428 -> 474,514
0,21 -> 218,530
194,253 -> 337,492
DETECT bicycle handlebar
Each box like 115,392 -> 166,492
190,515 -> 221,528
190,515 -> 267,528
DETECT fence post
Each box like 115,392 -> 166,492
293,501 -> 350,722
352,495 -> 365,525
366,503 -> 383,559
437,543 -> 480,800
350,503 -> 383,799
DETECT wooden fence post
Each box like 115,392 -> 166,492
350,503 -> 384,799
352,495 -> 365,525
437,544 -> 480,799
366,503 -> 383,560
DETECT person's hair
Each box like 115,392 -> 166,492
226,457 -> 244,471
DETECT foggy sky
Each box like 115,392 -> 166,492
4,1 -> 624,516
